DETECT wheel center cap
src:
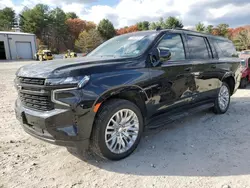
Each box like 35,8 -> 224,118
118,127 -> 123,133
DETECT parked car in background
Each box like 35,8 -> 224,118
15,29 -> 241,160
240,50 -> 250,59
240,57 -> 250,88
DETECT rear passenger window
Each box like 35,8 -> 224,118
187,35 -> 210,59
212,39 -> 237,58
157,33 -> 185,61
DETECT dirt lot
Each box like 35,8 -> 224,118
1,61 -> 250,188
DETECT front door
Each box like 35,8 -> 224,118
148,32 -> 195,116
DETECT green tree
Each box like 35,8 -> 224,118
49,8 -> 68,52
195,22 -> 205,32
0,7 -> 16,31
19,4 -> 49,38
234,29 -> 250,50
137,21 -> 149,31
97,19 -> 116,40
149,22 -> 158,30
75,29 -> 103,53
217,23 -> 229,37
66,12 -> 78,20
164,16 -> 183,29
206,25 -> 213,34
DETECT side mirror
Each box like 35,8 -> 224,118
158,47 -> 171,60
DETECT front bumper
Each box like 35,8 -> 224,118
15,99 -> 94,148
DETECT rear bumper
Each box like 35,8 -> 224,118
15,99 -> 94,149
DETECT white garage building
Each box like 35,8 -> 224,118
0,31 -> 37,60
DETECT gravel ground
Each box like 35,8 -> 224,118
1,61 -> 250,188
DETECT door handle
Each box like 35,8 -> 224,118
184,67 -> 192,72
211,65 -> 216,69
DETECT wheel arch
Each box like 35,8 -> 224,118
93,85 -> 148,120
221,74 -> 235,95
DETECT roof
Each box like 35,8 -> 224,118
0,31 -> 35,36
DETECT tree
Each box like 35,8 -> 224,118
66,12 -> 78,19
137,21 -> 149,31
164,16 -> 183,29
0,7 -> 16,31
97,19 -> 116,40
48,7 -> 68,52
66,18 -> 86,38
19,4 -> 49,38
195,22 -> 205,32
75,29 -> 103,53
85,21 -> 96,31
149,22 -> 158,30
217,23 -> 229,37
206,25 -> 213,34
116,25 -> 138,35
234,29 -> 250,50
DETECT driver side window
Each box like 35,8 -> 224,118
157,33 -> 185,61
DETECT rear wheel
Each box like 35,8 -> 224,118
213,82 -> 230,114
90,99 -> 143,160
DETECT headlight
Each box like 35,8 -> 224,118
45,75 -> 90,88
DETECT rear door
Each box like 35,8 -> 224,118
148,32 -> 196,116
185,34 -> 219,103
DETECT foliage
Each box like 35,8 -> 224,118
137,21 -> 149,31
149,16 -> 183,30
97,19 -> 116,40
234,29 -> 250,50
116,25 -> 138,35
195,22 -> 205,32
217,23 -> 229,37
0,7 -> 16,31
75,29 -> 103,53
164,16 -> 183,29
66,12 -> 78,19
206,25 -> 213,34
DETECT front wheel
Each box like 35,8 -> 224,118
213,82 -> 231,114
90,99 -> 143,160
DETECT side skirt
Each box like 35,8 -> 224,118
146,102 -> 214,129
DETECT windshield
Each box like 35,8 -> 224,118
88,33 -> 158,58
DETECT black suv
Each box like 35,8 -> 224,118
15,29 -> 241,160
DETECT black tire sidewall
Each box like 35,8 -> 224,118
214,82 -> 231,114
97,101 -> 143,160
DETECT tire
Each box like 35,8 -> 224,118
213,82 -> 231,114
240,78 -> 248,88
90,99 -> 143,160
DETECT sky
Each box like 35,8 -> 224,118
0,0 -> 250,29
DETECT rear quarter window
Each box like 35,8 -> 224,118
212,38 -> 237,58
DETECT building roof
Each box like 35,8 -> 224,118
0,31 -> 35,36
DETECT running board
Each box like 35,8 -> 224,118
146,103 -> 214,129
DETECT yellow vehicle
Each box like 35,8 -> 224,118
64,50 -> 77,58
35,50 -> 53,61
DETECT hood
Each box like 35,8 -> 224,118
16,56 -> 137,78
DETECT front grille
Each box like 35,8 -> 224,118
19,92 -> 54,111
18,77 -> 45,85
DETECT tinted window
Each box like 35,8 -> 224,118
157,33 -> 185,61
187,35 -> 210,59
212,39 -> 237,58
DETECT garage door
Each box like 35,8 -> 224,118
16,42 -> 32,59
